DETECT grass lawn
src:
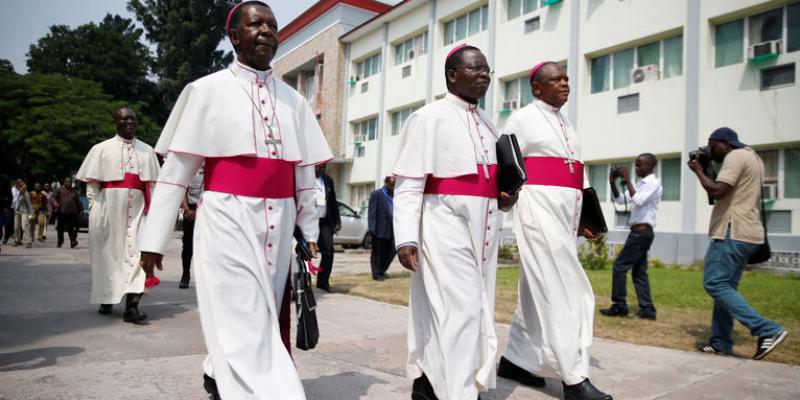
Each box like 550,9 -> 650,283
331,265 -> 800,366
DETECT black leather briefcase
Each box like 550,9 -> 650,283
293,255 -> 319,350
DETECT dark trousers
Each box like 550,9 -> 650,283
316,220 -> 335,288
611,227 -> 656,314
56,213 -> 78,245
2,210 -> 13,242
370,237 -> 396,278
181,207 -> 196,276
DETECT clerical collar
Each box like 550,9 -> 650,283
231,60 -> 273,84
445,92 -> 478,111
534,98 -> 561,113
115,135 -> 133,144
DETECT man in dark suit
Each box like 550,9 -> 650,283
314,163 -> 340,291
368,176 -> 396,281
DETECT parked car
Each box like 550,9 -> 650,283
79,196 -> 89,231
334,201 -> 371,249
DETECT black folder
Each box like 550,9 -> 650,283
578,187 -> 608,236
496,134 -> 527,194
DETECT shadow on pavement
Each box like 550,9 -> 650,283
0,346 -> 84,372
304,371 -> 388,399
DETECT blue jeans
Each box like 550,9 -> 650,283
703,230 -> 782,353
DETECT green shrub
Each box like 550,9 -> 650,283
579,234 -> 609,270
498,244 -> 516,260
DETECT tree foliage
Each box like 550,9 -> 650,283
0,74 -> 159,182
26,15 -> 155,105
127,0 -> 235,110
0,59 -> 14,75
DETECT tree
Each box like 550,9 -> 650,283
128,0 -> 235,111
0,59 -> 15,75
27,15 -> 155,105
0,73 -> 159,182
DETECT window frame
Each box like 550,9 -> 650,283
444,5 -> 489,45
357,53 -> 381,79
590,34 -> 683,94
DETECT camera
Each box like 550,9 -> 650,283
688,146 -> 717,205
610,165 -> 623,178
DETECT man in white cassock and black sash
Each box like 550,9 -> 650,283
496,62 -> 612,400
138,2 -> 332,399
393,45 -> 518,400
76,107 -> 160,324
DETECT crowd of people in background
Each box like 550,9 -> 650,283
1,178 -> 81,251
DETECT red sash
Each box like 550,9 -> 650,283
524,157 -> 584,190
103,173 -> 151,213
424,164 -> 499,198
204,156 -> 295,199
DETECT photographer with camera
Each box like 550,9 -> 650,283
600,154 -> 662,320
688,127 -> 787,359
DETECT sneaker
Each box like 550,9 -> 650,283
599,305 -> 629,317
698,343 -> 732,356
753,330 -> 788,360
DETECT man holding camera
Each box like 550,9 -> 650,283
600,154 -> 662,320
688,127 -> 787,360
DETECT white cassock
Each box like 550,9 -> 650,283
140,60 -> 332,400
76,135 -> 160,304
501,99 -> 594,385
393,93 -> 500,400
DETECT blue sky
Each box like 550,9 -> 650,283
0,0 -> 317,73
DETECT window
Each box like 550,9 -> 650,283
588,164 -> 609,201
758,149 -> 779,184
303,72 -> 315,102
612,49 -> 634,89
766,210 -> 792,234
617,93 -> 639,114
503,76 -> 535,108
660,158 -> 681,201
715,4 -> 800,67
715,20 -> 744,67
591,55 -> 611,93
507,0 -> 539,20
391,105 -> 419,136
591,35 -> 683,93
663,35 -> 683,78
361,81 -> 369,93
761,63 -> 795,90
749,8 -> 783,45
394,31 -> 428,65
357,53 -> 381,78
444,5 -> 489,45
524,16 -> 541,33
353,117 -> 378,142
350,183 -> 373,212
355,145 -> 365,158
785,147 -> 800,198
789,3 -> 800,52
402,65 -> 411,78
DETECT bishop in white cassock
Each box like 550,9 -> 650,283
394,45 -> 517,400
75,107 -> 160,324
139,3 -> 331,399
497,62 -> 612,400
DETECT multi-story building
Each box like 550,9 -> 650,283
273,0 -> 391,193
337,0 -> 800,269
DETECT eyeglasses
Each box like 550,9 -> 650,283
455,65 -> 494,76
114,116 -> 139,123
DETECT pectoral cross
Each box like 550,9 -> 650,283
565,158 -> 576,174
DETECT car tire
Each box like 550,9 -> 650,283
361,232 -> 373,250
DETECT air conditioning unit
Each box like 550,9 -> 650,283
762,183 -> 778,200
748,40 -> 782,60
631,64 -> 659,83
502,100 -> 518,111
406,48 -> 415,60
354,133 -> 366,143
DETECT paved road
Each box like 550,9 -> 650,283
1,233 -> 798,399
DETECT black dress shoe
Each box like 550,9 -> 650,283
372,275 -> 386,281
123,293 -> 147,324
317,284 -> 331,293
203,373 -> 221,400
179,278 -> 190,289
599,305 -> 629,317
563,379 -> 612,400
70,240 -> 78,248
497,356 -> 546,388
98,304 -> 113,314
634,311 -> 656,320
411,373 -> 438,400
